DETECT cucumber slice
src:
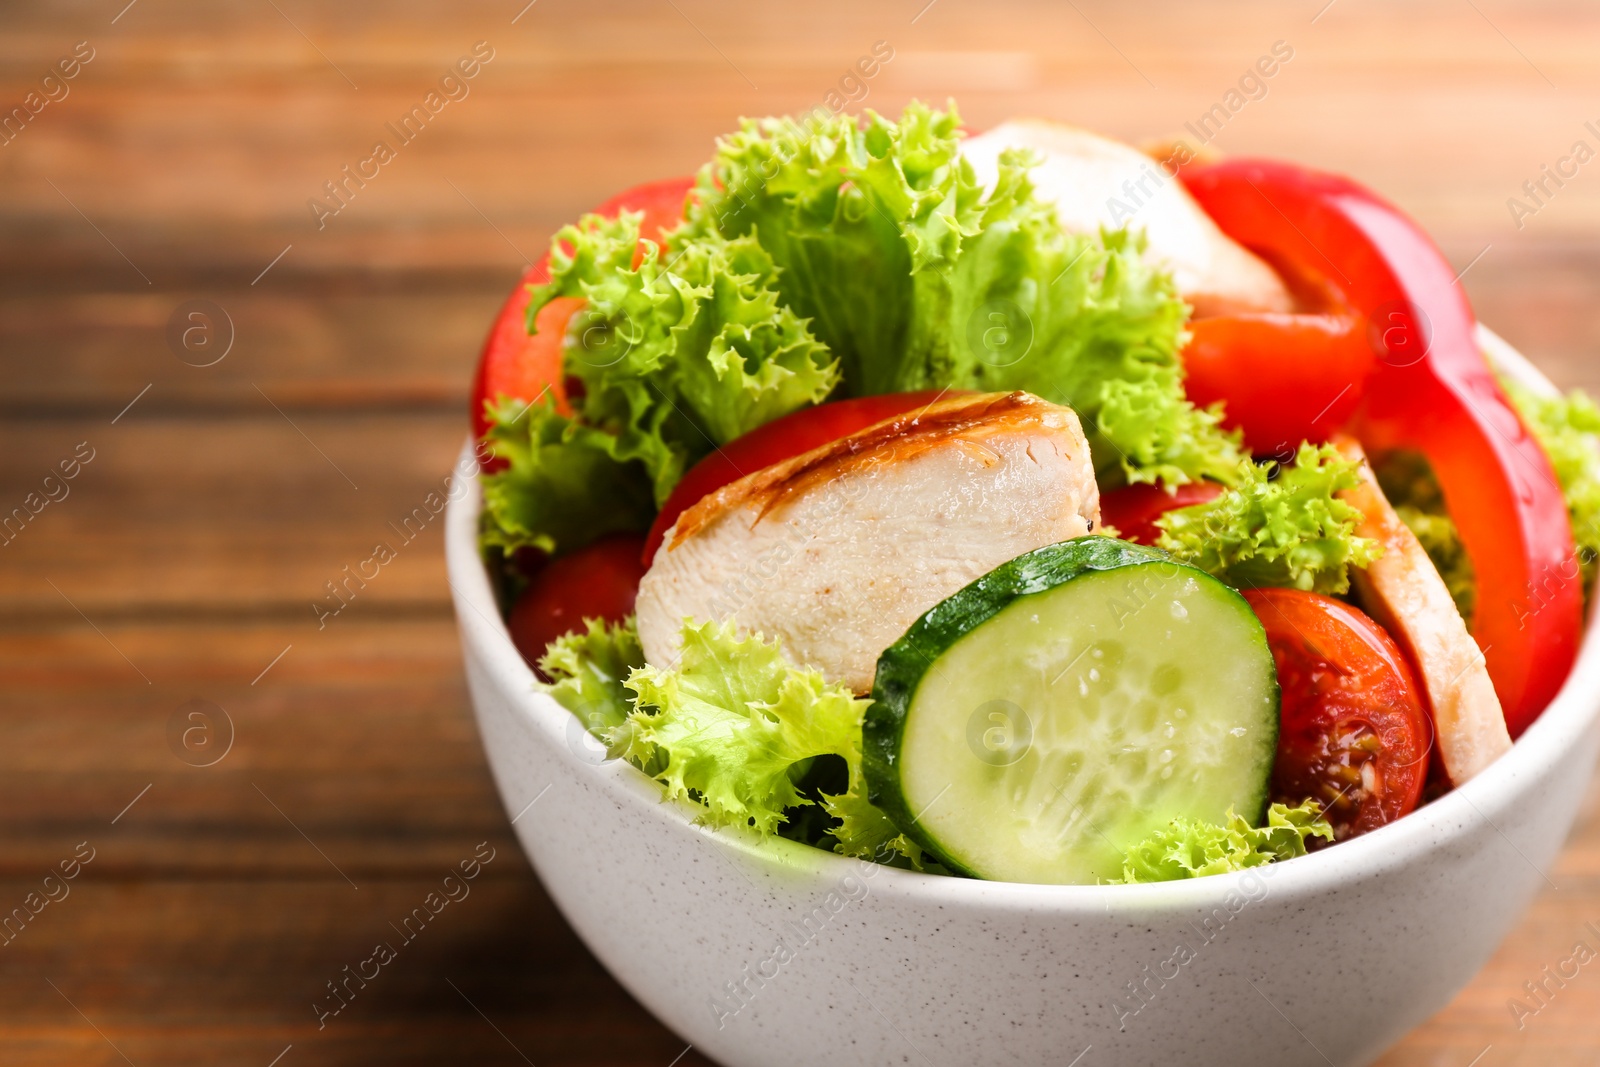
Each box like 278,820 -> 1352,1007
864,537 -> 1279,884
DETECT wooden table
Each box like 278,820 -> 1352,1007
3,1 -> 1598,1063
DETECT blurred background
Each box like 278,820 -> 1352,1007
2,1 -> 1598,1064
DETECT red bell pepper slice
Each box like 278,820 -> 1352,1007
1183,158 -> 1581,735
1184,311 -> 1374,457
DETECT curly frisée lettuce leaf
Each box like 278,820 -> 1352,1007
679,100 -> 1244,488
1112,800 -> 1334,884
1501,375 -> 1600,591
613,621 -> 852,834
819,777 -> 927,868
530,212 -> 837,496
1096,374 -> 1244,489
533,617 -> 924,863
480,213 -> 838,555
613,621 -> 924,864
479,400 -> 657,557
537,617 -> 646,747
1156,443 -> 1382,594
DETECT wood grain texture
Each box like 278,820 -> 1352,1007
2,0 -> 1599,1063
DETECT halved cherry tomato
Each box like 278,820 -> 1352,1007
1243,587 -> 1431,840
1185,159 -> 1581,735
508,533 -> 648,673
470,176 -> 696,460
641,390 -> 961,564
1098,481 -> 1225,546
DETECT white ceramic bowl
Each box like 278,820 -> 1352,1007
448,326 -> 1600,1067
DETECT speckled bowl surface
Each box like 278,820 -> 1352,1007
447,326 -> 1600,1067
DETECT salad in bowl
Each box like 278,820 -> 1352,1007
467,101 -> 1600,889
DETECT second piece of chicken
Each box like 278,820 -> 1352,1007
636,392 -> 1101,693
1334,437 -> 1512,784
960,119 -> 1293,319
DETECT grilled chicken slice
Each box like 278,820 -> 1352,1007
636,392 -> 1101,693
1335,438 -> 1512,784
960,119 -> 1293,319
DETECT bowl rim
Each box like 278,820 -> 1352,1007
447,323 -> 1600,911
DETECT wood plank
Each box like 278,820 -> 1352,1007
0,618 -> 515,878
0,879 -> 713,1067
0,413 -> 467,617
1469,246 -> 1600,394
0,283 -> 502,417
